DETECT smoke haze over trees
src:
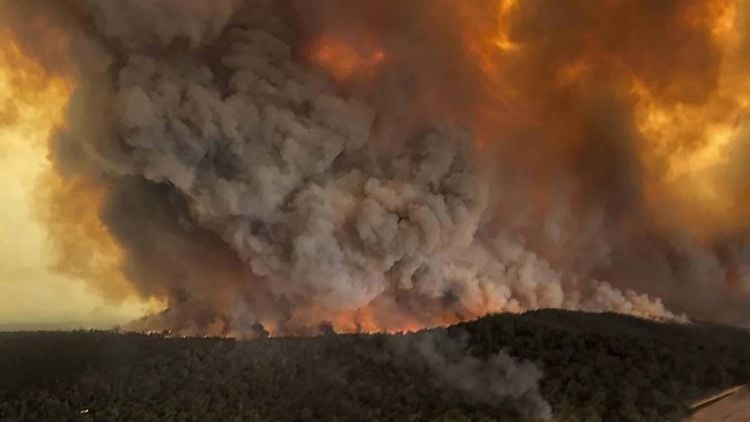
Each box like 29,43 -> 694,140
4,3 -> 750,420
1,310 -> 749,421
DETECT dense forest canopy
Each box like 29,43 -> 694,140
1,310 -> 749,421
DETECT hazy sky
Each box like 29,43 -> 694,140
0,132 -> 147,329
0,46 -> 153,330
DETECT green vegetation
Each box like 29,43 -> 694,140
1,310 -> 748,421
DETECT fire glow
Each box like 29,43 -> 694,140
0,22 -> 161,325
2,0 -> 750,336
307,34 -> 386,83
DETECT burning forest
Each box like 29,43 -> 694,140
5,1 -> 750,421
3,0 -> 750,335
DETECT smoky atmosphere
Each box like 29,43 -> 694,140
1,1 -> 750,421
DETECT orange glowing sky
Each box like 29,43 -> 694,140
1,0 -> 750,331
0,33 -> 157,329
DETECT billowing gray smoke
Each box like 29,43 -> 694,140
1,0 -> 684,336
116,31 -> 486,311
391,330 -> 553,420
22,1 -> 750,417
97,3 -> 678,334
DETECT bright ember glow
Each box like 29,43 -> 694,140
307,35 -> 385,83
3,0 -> 750,336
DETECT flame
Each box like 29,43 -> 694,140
5,0 -> 748,334
318,296 -> 508,335
307,34 -> 386,83
265,0 -> 750,334
325,309 -> 436,334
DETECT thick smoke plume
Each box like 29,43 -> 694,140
4,0 -> 750,334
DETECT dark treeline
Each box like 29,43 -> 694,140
450,310 -> 750,421
1,310 -> 749,421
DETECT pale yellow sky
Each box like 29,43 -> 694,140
0,136 -> 149,329
0,42 -> 155,330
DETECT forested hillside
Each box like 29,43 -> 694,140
1,310 -> 749,421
